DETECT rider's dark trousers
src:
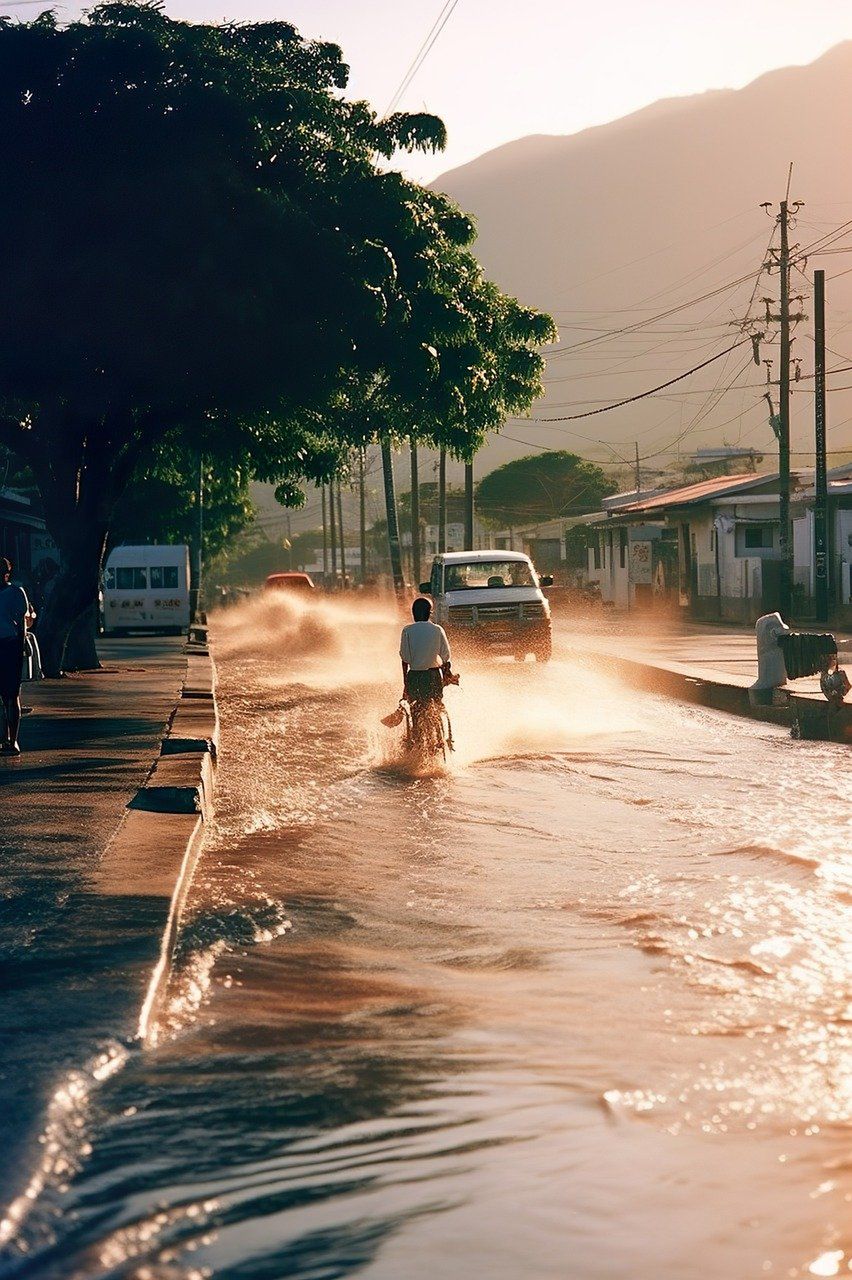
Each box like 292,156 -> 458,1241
405,668 -> 443,703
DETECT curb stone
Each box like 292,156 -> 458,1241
569,646 -> 851,743
96,641 -> 219,1040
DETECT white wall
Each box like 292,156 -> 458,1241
792,512 -> 813,595
839,509 -> 852,604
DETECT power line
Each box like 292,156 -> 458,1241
383,0 -> 460,116
546,269 -> 765,359
525,338 -> 751,422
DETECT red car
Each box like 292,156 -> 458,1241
264,571 -> 315,592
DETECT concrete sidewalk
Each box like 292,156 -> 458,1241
0,637 -> 190,1203
560,623 -> 852,741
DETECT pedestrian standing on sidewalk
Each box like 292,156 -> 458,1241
0,556 -> 30,755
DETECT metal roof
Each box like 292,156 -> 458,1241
614,472 -> 774,514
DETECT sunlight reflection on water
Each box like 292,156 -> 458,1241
3,591 -> 849,1280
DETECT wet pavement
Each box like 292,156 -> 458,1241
0,637 -> 185,1197
1,606 -> 850,1279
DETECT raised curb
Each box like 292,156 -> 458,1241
570,645 -> 851,743
96,640 -> 219,1041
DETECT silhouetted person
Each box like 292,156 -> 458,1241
400,596 -> 452,705
0,556 -> 30,755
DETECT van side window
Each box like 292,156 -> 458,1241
115,567 -> 147,590
150,566 -> 179,589
105,568 -> 116,589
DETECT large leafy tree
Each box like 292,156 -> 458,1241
0,2 -> 553,672
476,451 -> 614,526
109,440 -> 255,562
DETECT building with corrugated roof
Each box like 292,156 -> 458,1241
587,467 -> 852,623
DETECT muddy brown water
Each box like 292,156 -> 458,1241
2,594 -> 849,1279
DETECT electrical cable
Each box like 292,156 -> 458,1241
546,268 -> 766,359
383,0 -> 460,116
525,338 -> 751,422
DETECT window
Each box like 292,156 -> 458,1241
150,566 -> 179,589
115,567 -> 147,590
744,525 -> 771,550
619,529 -> 628,569
735,521 -> 778,558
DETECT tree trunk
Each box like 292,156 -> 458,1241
29,428 -> 114,677
38,521 -> 108,676
64,604 -> 100,672
14,409 -> 146,677
381,438 -> 405,597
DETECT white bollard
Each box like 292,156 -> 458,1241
749,611 -> 790,706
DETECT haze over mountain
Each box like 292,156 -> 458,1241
434,42 -> 852,478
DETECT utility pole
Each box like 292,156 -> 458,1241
321,485 -> 328,584
190,453 -> 204,620
359,447 -> 367,585
634,441 -> 641,495
464,459 -> 474,551
813,268 -> 829,622
438,448 -> 447,553
410,438 -> 421,586
328,474 -> 338,588
381,439 -> 405,596
762,183 -> 805,618
778,198 -> 793,617
337,480 -> 347,587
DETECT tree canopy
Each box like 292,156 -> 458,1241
475,451 -> 614,526
108,440 -> 255,563
0,1 -> 554,670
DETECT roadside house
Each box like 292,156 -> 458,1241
589,472 -> 819,622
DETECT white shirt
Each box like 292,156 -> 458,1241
400,620 -> 451,671
0,584 -> 29,640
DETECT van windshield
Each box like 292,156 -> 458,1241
444,560 -> 536,590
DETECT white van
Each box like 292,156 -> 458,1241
420,550 -> 553,662
102,544 -> 191,636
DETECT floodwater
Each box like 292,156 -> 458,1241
2,592 -> 850,1280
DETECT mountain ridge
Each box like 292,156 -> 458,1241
430,39 -> 852,475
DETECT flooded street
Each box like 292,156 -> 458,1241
4,593 -> 850,1280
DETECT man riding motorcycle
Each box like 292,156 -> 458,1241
399,596 -> 454,707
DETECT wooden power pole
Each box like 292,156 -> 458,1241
381,439 -> 405,596
359,447 -> 367,584
438,448 -> 447,554
321,484 -> 328,583
813,268 -> 829,622
464,460 -> 474,551
328,475 -> 338,588
763,183 -> 804,616
778,198 -> 793,618
410,438 -> 421,586
336,479 -> 347,587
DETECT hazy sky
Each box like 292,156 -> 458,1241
4,0 -> 852,179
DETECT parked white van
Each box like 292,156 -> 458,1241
102,544 -> 191,636
420,550 -> 552,661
